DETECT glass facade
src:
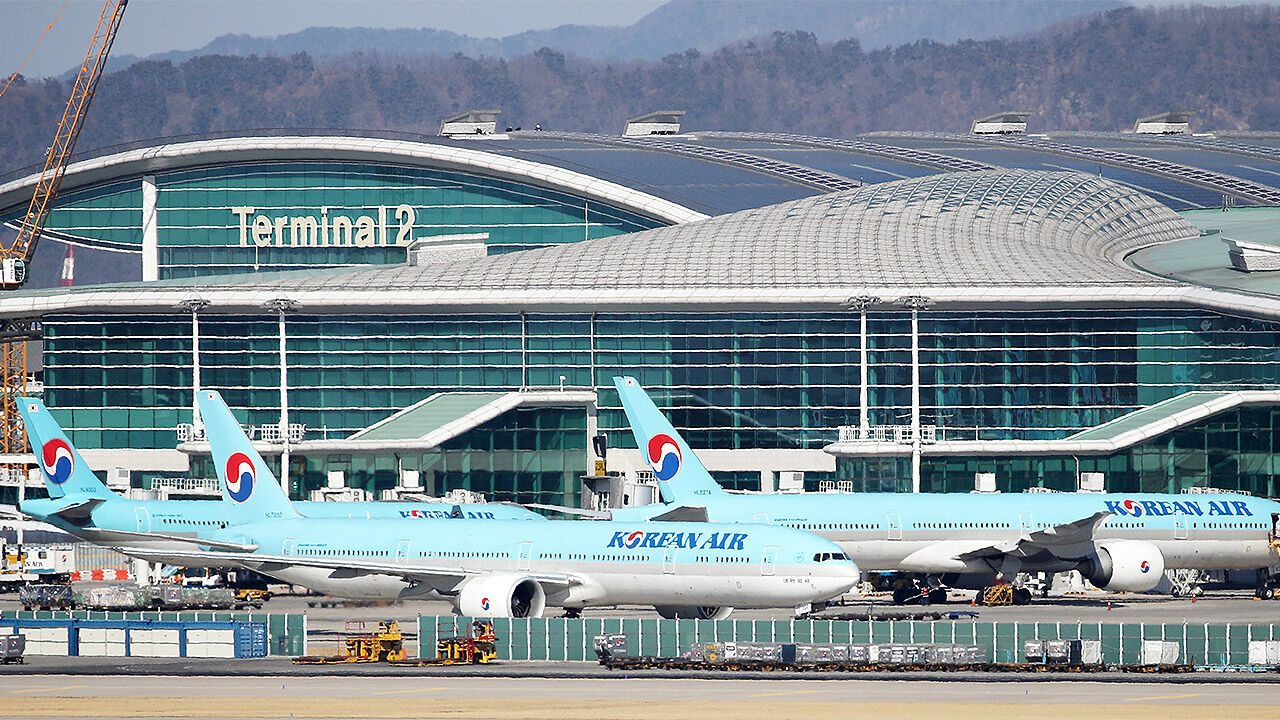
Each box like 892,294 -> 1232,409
5,162 -> 663,278
37,307 -> 1280,501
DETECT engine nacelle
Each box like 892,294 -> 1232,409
1083,540 -> 1165,592
456,573 -> 546,618
654,605 -> 733,620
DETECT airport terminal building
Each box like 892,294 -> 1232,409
3,116 -> 1280,505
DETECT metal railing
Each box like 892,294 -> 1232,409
836,425 -> 939,444
150,477 -> 220,496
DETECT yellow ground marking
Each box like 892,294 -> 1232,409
3,698 -> 1274,720
1127,693 -> 1206,701
8,685 -> 84,694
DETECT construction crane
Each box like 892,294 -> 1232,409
0,0 -> 127,485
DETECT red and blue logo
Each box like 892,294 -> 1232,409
40,439 -> 74,485
646,433 -> 682,482
1140,560 -> 1151,574
224,451 -> 256,504
1122,499 -> 1143,517
480,597 -> 491,611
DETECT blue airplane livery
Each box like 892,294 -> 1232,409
15,397 -> 545,562
612,377 -> 1280,604
103,390 -> 861,618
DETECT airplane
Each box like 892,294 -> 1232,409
15,396 -> 546,560
611,376 -> 1280,605
103,389 -> 861,618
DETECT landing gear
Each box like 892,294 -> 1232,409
890,581 -> 949,606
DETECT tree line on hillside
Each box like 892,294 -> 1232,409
1,5 -> 1278,174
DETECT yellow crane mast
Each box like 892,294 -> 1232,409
0,0 -> 127,483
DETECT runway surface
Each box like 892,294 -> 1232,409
3,674 -> 1280,719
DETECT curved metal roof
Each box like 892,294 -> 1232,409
1,170 -> 1249,319
0,135 -> 710,227
318,168 -> 1195,292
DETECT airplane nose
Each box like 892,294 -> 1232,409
814,562 -> 861,598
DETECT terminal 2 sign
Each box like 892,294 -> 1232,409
231,205 -> 418,248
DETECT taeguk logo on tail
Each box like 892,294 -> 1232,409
646,433 -> 682,481
1140,561 -> 1151,574
481,597 -> 491,611
40,439 -> 74,485
225,452 -> 256,503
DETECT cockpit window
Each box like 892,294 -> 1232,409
813,552 -> 849,562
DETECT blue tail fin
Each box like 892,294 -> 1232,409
17,397 -> 114,499
196,390 -> 300,524
612,377 -> 725,504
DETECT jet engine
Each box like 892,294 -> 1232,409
1082,540 -> 1165,592
456,574 -> 547,618
654,605 -> 733,620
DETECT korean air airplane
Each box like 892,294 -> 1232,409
15,397 -> 544,559
106,390 -> 860,618
613,377 -> 1280,605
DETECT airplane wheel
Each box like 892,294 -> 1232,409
1170,586 -> 1182,598
1012,588 -> 1033,605
928,588 -> 948,605
1262,587 -> 1276,600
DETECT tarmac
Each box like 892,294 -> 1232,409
4,587 -> 1280,719
2,672 -> 1280,719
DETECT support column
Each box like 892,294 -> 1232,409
141,175 -> 158,281
264,299 -> 296,495
760,469 -> 776,494
180,298 -> 209,435
900,296 -> 931,493
844,296 -> 880,436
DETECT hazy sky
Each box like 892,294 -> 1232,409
1,0 -> 664,78
0,0 -> 1269,79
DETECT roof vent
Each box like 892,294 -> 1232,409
407,233 -> 489,266
440,109 -> 501,137
971,111 -> 1030,135
1134,111 -> 1193,135
624,110 -> 685,136
1224,237 -> 1280,272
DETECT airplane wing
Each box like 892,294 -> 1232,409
521,502 -> 706,522
98,529 -> 259,553
110,545 -> 578,593
649,505 -> 708,522
958,511 -> 1113,561
49,497 -> 108,522
898,512 -> 1113,573
523,503 -> 613,519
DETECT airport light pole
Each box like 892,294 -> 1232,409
844,295 -> 880,437
178,298 -> 210,437
264,298 -> 297,495
899,295 -> 932,493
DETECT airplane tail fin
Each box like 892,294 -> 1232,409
612,377 -> 725,504
196,390 -> 300,524
17,397 -> 114,500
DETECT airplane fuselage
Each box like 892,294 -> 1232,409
654,491 -> 1280,578
158,518 -> 860,609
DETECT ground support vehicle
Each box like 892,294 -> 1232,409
293,621 -> 407,664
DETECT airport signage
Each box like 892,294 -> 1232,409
1105,498 -> 1253,518
607,530 -> 748,550
230,205 -> 418,248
